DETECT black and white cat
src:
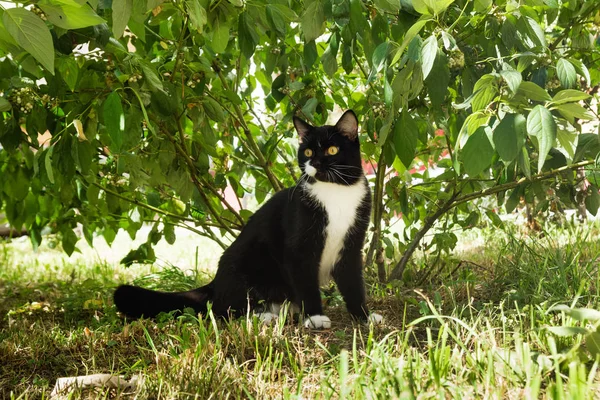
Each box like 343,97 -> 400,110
114,110 -> 382,328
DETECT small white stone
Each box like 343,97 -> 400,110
257,312 -> 278,324
368,313 -> 384,324
304,315 -> 331,329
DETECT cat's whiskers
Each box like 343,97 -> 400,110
331,164 -> 363,171
330,167 -> 358,180
330,168 -> 350,185
291,172 -> 310,200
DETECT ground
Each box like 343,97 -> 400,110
1,221 -> 600,399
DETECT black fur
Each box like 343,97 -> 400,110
113,110 -> 373,321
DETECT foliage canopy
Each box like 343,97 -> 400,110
0,0 -> 599,279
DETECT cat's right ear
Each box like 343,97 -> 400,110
293,116 -> 312,142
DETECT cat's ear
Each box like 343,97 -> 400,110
293,116 -> 312,141
335,110 -> 359,141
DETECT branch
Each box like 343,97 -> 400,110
388,160 -> 595,281
213,63 -> 284,192
366,151 -> 386,282
246,100 -> 299,181
175,116 -> 245,226
152,117 -> 241,237
389,190 -> 459,281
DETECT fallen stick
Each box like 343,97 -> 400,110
50,374 -> 140,398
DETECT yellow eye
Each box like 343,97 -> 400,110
327,146 -> 339,155
304,149 -> 313,157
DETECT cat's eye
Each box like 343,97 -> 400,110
327,146 -> 339,155
304,149 -> 313,157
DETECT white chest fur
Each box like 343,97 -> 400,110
306,179 -> 367,285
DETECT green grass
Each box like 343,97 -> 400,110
2,222 -> 600,399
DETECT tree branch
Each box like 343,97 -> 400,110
388,160 -> 596,281
213,63 -> 284,192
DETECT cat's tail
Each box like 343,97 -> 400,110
113,282 -> 214,319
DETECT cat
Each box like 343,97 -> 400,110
113,110 -> 382,328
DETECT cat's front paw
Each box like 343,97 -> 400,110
367,313 -> 384,324
304,315 -> 331,329
257,312 -> 278,324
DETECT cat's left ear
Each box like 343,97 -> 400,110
335,110 -> 359,141
293,116 -> 312,142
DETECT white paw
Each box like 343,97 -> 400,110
368,313 -> 384,324
257,312 -> 278,324
369,313 -> 383,324
304,315 -> 331,329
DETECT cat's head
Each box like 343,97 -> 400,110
293,110 -> 363,186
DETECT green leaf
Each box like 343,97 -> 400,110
500,70 -> 522,94
3,8 -> 54,73
556,58 -> 576,89
411,0 -> 430,14
322,32 -> 340,77
393,111 -> 418,168
138,59 -> 164,93
516,81 -> 551,102
555,103 -> 595,123
424,49 -> 449,109
372,42 -> 389,74
585,187 -> 600,216
164,222 -> 176,244
301,0 -> 325,42
546,326 -> 588,337
203,98 -> 225,122
121,242 -> 156,266
271,74 -> 286,102
556,126 -> 578,162
349,0 -> 367,36
38,0 -> 105,30
569,58 -> 590,85
527,105 -> 556,173
113,0 -> 133,38
374,0 -> 400,13
586,331 -> 600,359
391,18 -> 430,66
186,0 -> 207,32
0,97 -> 12,112
211,18 -> 230,53
421,34 -> 437,79
56,57 -> 78,92
304,40 -> 318,68
525,17 -> 546,47
493,113 -> 526,163
266,4 -> 295,36
552,305 -> 600,322
428,0 -> 455,15
103,92 -> 125,153
550,89 -> 591,105
45,148 -> 55,184
238,12 -> 258,58
61,228 -> 78,256
518,146 -> 531,179
471,74 -> 499,112
461,126 -> 494,177
474,0 -> 492,12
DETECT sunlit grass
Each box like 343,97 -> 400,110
2,220 -> 600,398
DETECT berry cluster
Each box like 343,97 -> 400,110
546,76 -> 561,90
30,5 -> 47,21
447,49 -> 465,70
186,72 -> 203,88
7,87 -> 37,114
128,73 -> 143,83
373,103 -> 385,117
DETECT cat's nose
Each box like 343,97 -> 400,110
312,160 -> 321,169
